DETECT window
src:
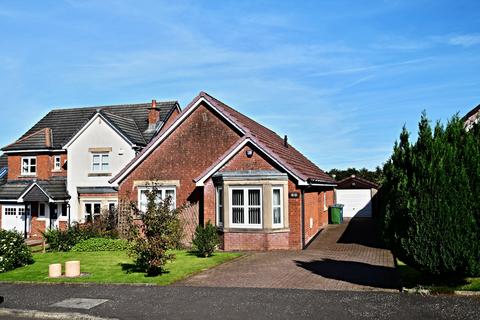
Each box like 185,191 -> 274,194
216,187 -> 223,226
54,156 -> 61,170
4,207 -> 16,216
84,202 -> 101,222
91,153 -> 110,172
39,203 -> 46,218
230,187 -> 262,228
272,187 -> 283,227
323,192 -> 327,211
108,202 -> 117,214
61,203 -> 67,217
21,157 -> 36,175
138,187 -> 176,213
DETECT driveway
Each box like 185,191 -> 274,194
180,219 -> 398,291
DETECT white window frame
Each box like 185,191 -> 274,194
53,156 -> 61,170
229,186 -> 262,229
216,186 -> 223,227
21,156 -> 37,176
91,152 -> 110,172
137,187 -> 176,213
323,192 -> 327,211
84,202 -> 102,222
272,186 -> 284,228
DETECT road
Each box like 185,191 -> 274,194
0,283 -> 478,319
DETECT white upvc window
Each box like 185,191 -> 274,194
138,187 -> 176,213
54,156 -> 61,170
323,192 -> 327,211
216,186 -> 223,226
272,186 -> 283,228
91,153 -> 110,172
229,186 -> 262,229
84,202 -> 101,222
21,157 -> 36,175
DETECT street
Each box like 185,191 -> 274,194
0,283 -> 478,320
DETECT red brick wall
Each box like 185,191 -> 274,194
7,152 -> 67,181
288,180 -> 302,249
203,179 -> 216,225
118,103 -> 241,208
219,145 -> 276,172
223,231 -> 289,251
303,189 -> 333,244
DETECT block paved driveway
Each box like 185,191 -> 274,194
180,219 -> 399,291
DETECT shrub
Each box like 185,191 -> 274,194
0,230 -> 33,273
43,222 -> 117,252
72,238 -> 130,252
192,222 -> 219,257
128,188 -> 182,276
379,112 -> 480,276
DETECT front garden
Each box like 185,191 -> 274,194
0,188 -> 240,285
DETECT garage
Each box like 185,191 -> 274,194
335,175 -> 378,218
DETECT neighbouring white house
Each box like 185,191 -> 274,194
0,100 -> 180,238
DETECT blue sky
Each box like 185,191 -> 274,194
0,0 -> 479,170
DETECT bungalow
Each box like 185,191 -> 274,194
111,92 -> 336,250
0,100 -> 180,238
464,104 -> 480,130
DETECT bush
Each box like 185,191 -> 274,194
192,222 -> 219,257
72,238 -> 130,252
43,222 -> 117,252
128,188 -> 182,276
380,112 -> 480,276
0,230 -> 33,273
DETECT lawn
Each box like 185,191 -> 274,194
0,250 -> 241,285
397,260 -> 480,292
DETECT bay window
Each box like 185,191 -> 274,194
216,186 -> 223,226
230,187 -> 262,228
138,187 -> 176,212
272,186 -> 283,227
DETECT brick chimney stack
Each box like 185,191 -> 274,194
148,99 -> 160,130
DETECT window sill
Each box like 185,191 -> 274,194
19,174 -> 36,178
52,169 -> 63,173
88,172 -> 112,177
222,227 -> 290,233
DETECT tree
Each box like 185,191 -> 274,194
379,112 -> 480,276
328,167 -> 384,185
128,187 -> 182,276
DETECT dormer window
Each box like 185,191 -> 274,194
92,153 -> 110,172
54,156 -> 61,170
21,157 -> 36,175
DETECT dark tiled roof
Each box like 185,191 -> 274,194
0,154 -> 8,186
77,186 -> 118,194
2,101 -> 179,151
0,177 -> 69,201
336,175 -> 379,189
113,92 -> 335,185
463,104 -> 480,121
200,92 -> 336,184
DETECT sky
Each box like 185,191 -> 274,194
0,0 -> 479,170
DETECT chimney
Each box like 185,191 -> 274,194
284,135 -> 288,148
148,99 -> 160,130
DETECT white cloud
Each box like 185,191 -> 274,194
446,34 -> 480,47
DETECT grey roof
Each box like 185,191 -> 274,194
0,177 -> 69,201
77,186 -> 118,194
2,101 -> 179,151
0,154 -> 8,186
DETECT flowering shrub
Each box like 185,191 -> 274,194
0,230 -> 33,273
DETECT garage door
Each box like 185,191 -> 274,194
336,189 -> 372,218
2,205 -> 30,233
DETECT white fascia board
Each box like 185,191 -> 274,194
195,138 -> 306,187
3,149 -> 65,154
63,113 -> 134,149
18,183 -> 53,203
112,97 -> 245,185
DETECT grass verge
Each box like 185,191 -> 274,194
397,259 -> 480,292
0,250 -> 241,285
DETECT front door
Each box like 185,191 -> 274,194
1,205 -> 31,233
